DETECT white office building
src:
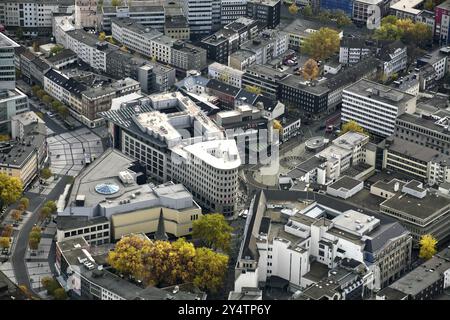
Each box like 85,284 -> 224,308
208,62 -> 245,87
341,79 -> 416,137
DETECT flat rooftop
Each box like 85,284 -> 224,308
328,176 -> 362,191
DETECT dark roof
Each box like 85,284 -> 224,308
377,40 -> 406,61
46,49 -> 77,63
206,79 -> 240,97
259,217 -> 271,234
364,222 -> 408,253
254,95 -> 278,112
45,69 -> 68,86
31,57 -> 50,72
235,89 -> 258,105
328,176 -> 362,191
63,78 -> 87,97
57,216 -> 109,231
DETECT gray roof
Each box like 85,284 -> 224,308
280,75 -> 330,96
328,176 -> 362,191
0,132 -> 45,168
384,136 -> 444,162
46,49 -> 77,63
57,216 -> 109,231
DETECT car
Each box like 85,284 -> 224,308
48,112 -> 56,118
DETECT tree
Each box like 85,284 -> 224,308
58,106 -> 69,119
53,288 -> 67,300
302,58 -> 320,81
381,15 -> 398,26
111,0 -> 123,6
374,23 -> 403,41
42,95 -> 53,106
336,12 -> 352,28
44,201 -> 57,214
193,247 -> 228,293
395,18 -> 415,34
301,27 -> 340,61
16,28 -> 23,40
98,32 -> 106,42
192,213 -> 232,252
107,37 -> 116,45
11,210 -> 21,222
29,226 -> 42,250
40,167 -> 52,180
19,197 -> 29,210
244,85 -> 262,95
28,237 -> 40,251
17,204 -> 25,212
36,89 -> 46,100
1,225 -> 13,238
32,42 -> 40,53
19,285 -> 32,299
301,5 -> 313,17
341,120 -> 367,136
49,45 -> 63,57
51,100 -> 62,111
107,235 -> 147,278
39,206 -> 52,222
419,234 -> 437,260
406,22 -> 432,47
318,11 -> 332,23
41,277 -> 60,295
0,237 -> 10,249
0,174 -> 23,207
288,3 -> 299,15
32,85 -> 41,95
424,0 -> 434,10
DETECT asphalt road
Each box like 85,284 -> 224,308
11,175 -> 71,290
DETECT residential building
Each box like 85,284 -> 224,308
165,15 -> 190,40
208,62 -> 245,88
231,189 -> 412,297
352,0 -> 390,26
151,35 -> 176,64
377,247 -> 450,300
371,179 -> 450,244
0,116 -> 47,187
46,49 -> 78,70
416,47 -> 448,81
240,29 -> 289,65
339,36 -> 374,65
74,0 -> 97,29
171,40 -> 207,73
59,149 -> 203,241
100,92 -> 241,216
0,0 -> 74,36
101,4 -> 165,32
435,0 -> 450,45
52,15 -> 76,48
246,0 -> 281,29
341,79 -> 417,137
229,49 -> 257,70
377,40 -> 408,79
390,0 -> 424,21
242,64 -> 289,100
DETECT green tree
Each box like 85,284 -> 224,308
42,95 -> 53,106
192,213 -> 232,252
374,23 -> 403,41
51,100 -> 62,111
36,89 -> 46,100
40,167 -> 52,180
16,28 -> 23,40
41,277 -> 60,295
0,174 -> 23,207
340,120 -> 367,136
0,237 -> 10,249
32,42 -> 40,53
336,12 -> 352,28
419,234 -> 437,260
424,0 -> 434,11
301,4 -> 313,17
302,58 -> 320,81
111,0 -> 123,6
44,201 -> 57,214
58,106 -> 69,119
301,27 -> 340,61
39,206 -> 52,222
193,247 -> 228,293
19,197 -> 29,210
49,45 -> 64,57
1,225 -> 13,238
381,15 -> 398,26
32,85 -> 41,95
53,288 -> 67,300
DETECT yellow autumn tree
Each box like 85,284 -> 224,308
192,213 -> 233,253
244,85 -> 262,95
301,27 -> 340,61
0,173 -> 22,206
302,58 -> 320,81
340,120 -> 367,136
288,3 -> 299,15
419,234 -> 437,260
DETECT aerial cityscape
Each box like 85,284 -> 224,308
0,0 -> 449,304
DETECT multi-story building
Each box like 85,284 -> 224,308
74,0 -> 97,29
241,64 -> 288,100
390,0 -> 424,21
165,15 -> 190,40
377,247 -> 450,300
0,113 -> 47,187
101,4 -> 165,33
100,92 -> 241,216
320,0 -> 354,16
181,0 -> 220,38
371,179 -> 450,244
46,49 -> 78,70
58,149 -> 203,242
0,0 -> 74,36
0,33 -> 18,92
231,189 -> 412,297
171,40 -> 207,73
416,47 -> 449,81
240,29 -> 289,65
200,33 -> 230,64
352,0 -> 390,26
339,36 -> 374,65
65,30 -> 116,72
150,35 -> 176,64
378,40 -> 408,79
279,75 -> 329,115
208,62 -> 245,88
341,79 -> 416,137
221,0 -> 247,25
111,18 -> 163,59
435,0 -> 450,45
246,0 -> 281,29
52,15 -> 76,48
